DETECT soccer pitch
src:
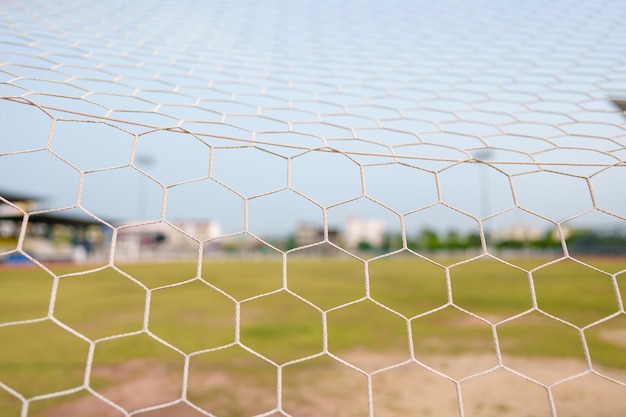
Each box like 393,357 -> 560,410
0,256 -> 625,416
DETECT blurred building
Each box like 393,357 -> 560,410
115,219 -> 221,261
497,224 -> 544,242
295,223 -> 340,246
345,216 -> 385,250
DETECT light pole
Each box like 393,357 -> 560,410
471,149 -> 493,250
135,154 -> 154,221
471,150 -> 493,220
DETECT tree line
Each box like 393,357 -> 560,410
375,227 -> 626,255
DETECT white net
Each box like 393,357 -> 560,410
1,0 -> 626,416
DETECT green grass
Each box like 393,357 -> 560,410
0,255 -> 624,416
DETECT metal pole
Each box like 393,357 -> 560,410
135,154 -> 154,221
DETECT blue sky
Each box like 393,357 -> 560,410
1,0 -> 625,238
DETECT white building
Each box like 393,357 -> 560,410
345,216 -> 385,249
171,219 -> 222,243
497,224 -> 544,242
115,219 -> 221,261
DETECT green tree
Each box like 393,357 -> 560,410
418,229 -> 441,251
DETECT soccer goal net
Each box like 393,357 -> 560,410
1,0 -> 625,416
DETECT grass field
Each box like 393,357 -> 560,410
0,255 -> 625,416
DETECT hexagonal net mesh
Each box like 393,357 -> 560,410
1,0 -> 626,416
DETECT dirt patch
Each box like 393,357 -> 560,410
400,355 -> 626,417
34,353 -> 626,417
598,328 -> 626,348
